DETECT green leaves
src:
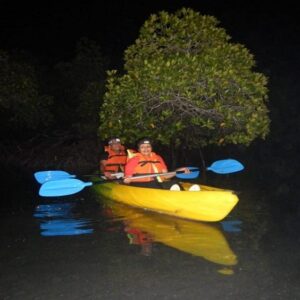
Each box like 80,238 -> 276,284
99,8 -> 270,148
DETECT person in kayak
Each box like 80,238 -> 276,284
123,138 -> 200,191
100,137 -> 127,179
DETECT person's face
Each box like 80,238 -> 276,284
139,143 -> 152,156
110,142 -> 122,152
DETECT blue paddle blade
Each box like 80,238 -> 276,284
34,170 -> 75,184
39,179 -> 93,197
207,159 -> 244,174
176,167 -> 200,179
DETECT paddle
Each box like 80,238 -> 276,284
39,169 -> 200,197
35,159 -> 243,186
34,170 -> 124,184
34,170 -> 76,184
39,178 -> 93,197
206,159 -> 244,174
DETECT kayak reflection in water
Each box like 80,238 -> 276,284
103,201 -> 238,268
123,138 -> 200,191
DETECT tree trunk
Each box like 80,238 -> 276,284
199,147 -> 206,183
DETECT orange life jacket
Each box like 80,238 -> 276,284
129,152 -> 165,182
103,145 -> 127,173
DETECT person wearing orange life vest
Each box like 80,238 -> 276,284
123,138 -> 191,190
100,137 -> 127,179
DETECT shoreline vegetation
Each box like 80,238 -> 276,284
1,135 -> 100,177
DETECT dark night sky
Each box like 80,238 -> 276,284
1,0 -> 299,68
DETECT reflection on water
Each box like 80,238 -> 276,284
221,220 -> 242,232
101,200 -> 240,273
34,202 -> 93,236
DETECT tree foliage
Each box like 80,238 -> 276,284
99,8 -> 270,148
0,50 -> 53,136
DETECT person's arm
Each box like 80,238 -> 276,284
158,156 -> 190,180
123,156 -> 139,183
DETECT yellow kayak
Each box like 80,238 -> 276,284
102,200 -> 237,266
93,181 -> 239,222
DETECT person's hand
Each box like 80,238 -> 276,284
176,167 -> 190,173
123,177 -> 132,184
184,167 -> 190,173
104,172 -> 113,179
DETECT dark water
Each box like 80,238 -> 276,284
1,174 -> 299,300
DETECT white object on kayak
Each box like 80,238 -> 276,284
189,184 -> 201,191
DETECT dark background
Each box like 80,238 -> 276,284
1,1 -> 299,68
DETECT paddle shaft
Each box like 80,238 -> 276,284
95,170 -> 185,183
126,171 -> 177,180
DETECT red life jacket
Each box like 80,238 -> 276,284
129,152 -> 165,182
103,145 -> 127,173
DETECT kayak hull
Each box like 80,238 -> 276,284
93,181 -> 239,222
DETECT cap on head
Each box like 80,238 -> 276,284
137,138 -> 152,147
108,137 -> 121,145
